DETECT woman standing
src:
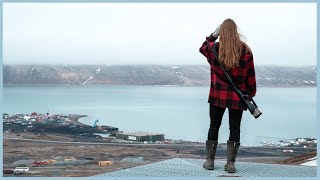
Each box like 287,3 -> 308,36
199,19 -> 256,173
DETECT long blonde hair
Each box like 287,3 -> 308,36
218,19 -> 250,70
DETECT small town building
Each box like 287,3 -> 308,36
116,131 -> 164,142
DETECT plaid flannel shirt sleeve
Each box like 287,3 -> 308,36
199,35 -> 218,65
245,53 -> 257,99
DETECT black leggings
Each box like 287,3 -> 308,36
207,104 -> 243,142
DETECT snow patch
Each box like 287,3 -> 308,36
300,157 -> 317,167
83,76 -> 94,85
171,66 -> 179,69
29,67 -> 35,76
96,69 -> 100,74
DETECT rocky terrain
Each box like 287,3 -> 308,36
3,65 -> 317,87
4,132 -> 313,177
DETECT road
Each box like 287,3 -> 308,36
4,137 -> 204,147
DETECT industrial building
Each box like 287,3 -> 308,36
116,131 -> 164,142
98,125 -> 119,132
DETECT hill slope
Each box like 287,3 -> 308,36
3,65 -> 317,87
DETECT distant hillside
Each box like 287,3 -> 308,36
3,65 -> 317,87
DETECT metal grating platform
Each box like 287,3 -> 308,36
95,158 -> 317,177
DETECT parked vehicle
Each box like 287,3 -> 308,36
13,167 -> 29,174
3,169 -> 14,174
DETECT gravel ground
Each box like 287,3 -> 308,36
3,132 -> 314,177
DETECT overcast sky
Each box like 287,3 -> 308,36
3,3 -> 317,65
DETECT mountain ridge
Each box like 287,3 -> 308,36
3,65 -> 317,87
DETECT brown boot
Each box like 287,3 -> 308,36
224,141 -> 240,173
203,140 -> 218,170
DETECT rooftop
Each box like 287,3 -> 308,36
95,158 -> 317,177
118,131 -> 164,136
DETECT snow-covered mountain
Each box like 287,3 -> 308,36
3,65 -> 317,87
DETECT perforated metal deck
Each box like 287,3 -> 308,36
95,158 -> 317,177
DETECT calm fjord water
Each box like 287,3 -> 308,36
3,85 -> 316,146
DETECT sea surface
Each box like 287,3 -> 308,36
3,85 -> 317,146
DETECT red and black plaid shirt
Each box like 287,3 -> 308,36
199,36 -> 256,110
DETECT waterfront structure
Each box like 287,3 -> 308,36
98,125 -> 119,133
116,131 -> 164,142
